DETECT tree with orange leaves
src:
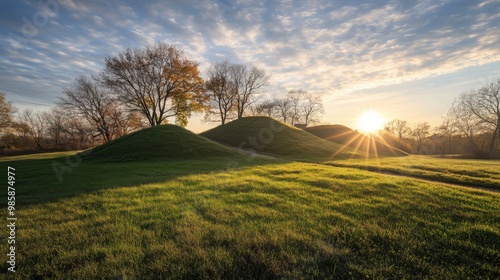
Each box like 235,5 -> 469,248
103,42 -> 206,127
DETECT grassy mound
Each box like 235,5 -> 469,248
200,116 -> 357,159
304,125 -> 407,157
83,124 -> 236,162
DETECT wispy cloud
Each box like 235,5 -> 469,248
0,0 -> 498,111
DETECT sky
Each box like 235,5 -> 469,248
1,0 -> 499,133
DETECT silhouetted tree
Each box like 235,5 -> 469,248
273,95 -> 293,123
454,79 -> 500,158
448,99 -> 484,156
287,90 -> 303,125
204,60 -> 237,124
384,119 -> 411,140
18,109 -> 47,149
272,90 -> 324,126
434,113 -> 458,155
44,108 -> 66,146
412,122 -> 431,154
300,91 -> 324,126
232,64 -> 270,118
60,75 -> 117,142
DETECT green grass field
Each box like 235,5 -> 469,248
327,155 -> 500,191
1,151 -> 499,279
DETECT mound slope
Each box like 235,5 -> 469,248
83,124 -> 237,162
200,117 -> 357,159
304,125 -> 407,157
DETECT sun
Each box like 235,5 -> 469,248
358,111 -> 385,134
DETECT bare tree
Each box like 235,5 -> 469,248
412,122 -> 431,153
18,109 -> 47,149
103,42 -> 205,127
449,94 -> 488,156
45,108 -> 67,146
287,90 -> 304,125
232,64 -> 270,118
434,113 -> 458,154
63,118 -> 94,149
273,96 -> 293,123
204,60 -> 237,124
456,79 -> 500,158
268,90 -> 324,126
249,99 -> 275,117
301,92 -> 324,126
60,75 -> 117,142
384,119 -> 411,140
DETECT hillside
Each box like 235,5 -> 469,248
200,116 -> 358,159
83,124 -> 237,162
304,125 -> 407,157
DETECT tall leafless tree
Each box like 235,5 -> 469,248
60,75 -> 117,142
232,64 -> 270,119
412,122 -> 431,153
300,91 -> 324,126
434,113 -> 458,154
45,108 -> 67,146
448,99 -> 485,156
273,96 -> 293,124
18,109 -> 46,149
456,79 -> 500,158
287,90 -> 304,125
270,90 -> 324,126
204,60 -> 237,124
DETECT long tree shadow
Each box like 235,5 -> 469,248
0,154 -> 286,207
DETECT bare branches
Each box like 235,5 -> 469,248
412,122 -> 431,153
451,79 -> 500,157
60,75 -> 116,142
273,95 -> 293,124
18,109 -> 46,149
103,42 -> 205,127
204,60 -> 237,124
247,90 -> 324,127
384,119 -> 411,140
232,64 -> 270,119
204,61 -> 269,123
300,91 -> 324,126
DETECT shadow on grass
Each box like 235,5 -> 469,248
324,161 -> 500,192
0,154 -> 286,207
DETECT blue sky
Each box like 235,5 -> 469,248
1,0 -> 499,132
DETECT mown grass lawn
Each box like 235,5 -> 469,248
0,153 -> 499,279
327,155 -> 500,190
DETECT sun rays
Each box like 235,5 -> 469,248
357,111 -> 385,134
327,112 -> 405,160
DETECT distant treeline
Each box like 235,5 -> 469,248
381,79 -> 500,158
0,42 -> 323,153
0,42 -> 499,158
